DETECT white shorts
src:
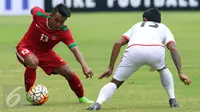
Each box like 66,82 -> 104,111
113,46 -> 165,81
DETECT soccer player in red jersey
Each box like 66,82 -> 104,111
16,4 -> 94,104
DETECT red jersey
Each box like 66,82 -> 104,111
17,7 -> 76,52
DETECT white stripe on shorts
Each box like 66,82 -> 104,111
16,52 -> 24,62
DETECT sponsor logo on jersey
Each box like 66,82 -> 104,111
52,35 -> 56,40
36,24 -> 41,28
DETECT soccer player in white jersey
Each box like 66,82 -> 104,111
87,8 -> 191,110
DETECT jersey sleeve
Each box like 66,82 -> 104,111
163,25 -> 176,46
121,26 -> 135,42
62,29 -> 77,49
31,6 -> 45,16
31,6 -> 49,18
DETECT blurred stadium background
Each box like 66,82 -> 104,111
0,0 -> 200,112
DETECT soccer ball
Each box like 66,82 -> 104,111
28,84 -> 49,105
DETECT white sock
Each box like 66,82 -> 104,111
159,68 -> 175,99
96,82 -> 117,105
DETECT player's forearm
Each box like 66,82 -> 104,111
75,52 -> 87,67
71,47 -> 87,67
170,49 -> 182,75
108,42 -> 121,69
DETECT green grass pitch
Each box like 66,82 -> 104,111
0,11 -> 200,112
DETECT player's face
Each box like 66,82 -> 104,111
49,12 -> 67,30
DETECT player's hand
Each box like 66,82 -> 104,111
179,73 -> 191,85
98,67 -> 113,79
82,66 -> 93,79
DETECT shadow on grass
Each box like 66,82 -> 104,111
101,104 -> 169,111
23,101 -> 83,107
45,101 -> 81,107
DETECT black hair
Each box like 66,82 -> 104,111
52,4 -> 71,18
143,8 -> 161,23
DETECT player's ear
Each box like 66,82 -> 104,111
49,13 -> 53,18
143,17 -> 148,21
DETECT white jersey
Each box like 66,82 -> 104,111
113,21 -> 176,81
122,21 -> 176,48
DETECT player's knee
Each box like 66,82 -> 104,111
24,54 -> 39,68
58,67 -> 73,79
27,58 -> 39,68
110,78 -> 124,88
52,65 -> 74,79
63,71 -> 73,79
157,66 -> 167,72
65,67 -> 74,77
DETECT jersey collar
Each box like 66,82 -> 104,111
46,17 -> 52,30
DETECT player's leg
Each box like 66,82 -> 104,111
16,47 -> 39,103
53,65 -> 94,103
53,65 -> 86,100
158,68 -> 181,107
23,54 -> 38,92
16,47 -> 39,92
87,65 -> 141,110
147,46 -> 180,108
39,51 -> 93,103
87,48 -> 143,110
158,68 -> 175,101
87,78 -> 124,110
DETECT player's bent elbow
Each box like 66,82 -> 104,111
30,6 -> 40,15
167,42 -> 176,50
115,39 -> 126,46
169,46 -> 178,53
114,41 -> 123,47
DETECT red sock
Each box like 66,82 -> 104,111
66,73 -> 84,98
24,67 -> 36,92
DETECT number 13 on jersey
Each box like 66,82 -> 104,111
40,34 -> 49,42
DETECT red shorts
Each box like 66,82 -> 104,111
16,46 -> 66,75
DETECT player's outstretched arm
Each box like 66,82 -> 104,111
167,42 -> 191,85
70,46 -> 93,79
99,37 -> 128,79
